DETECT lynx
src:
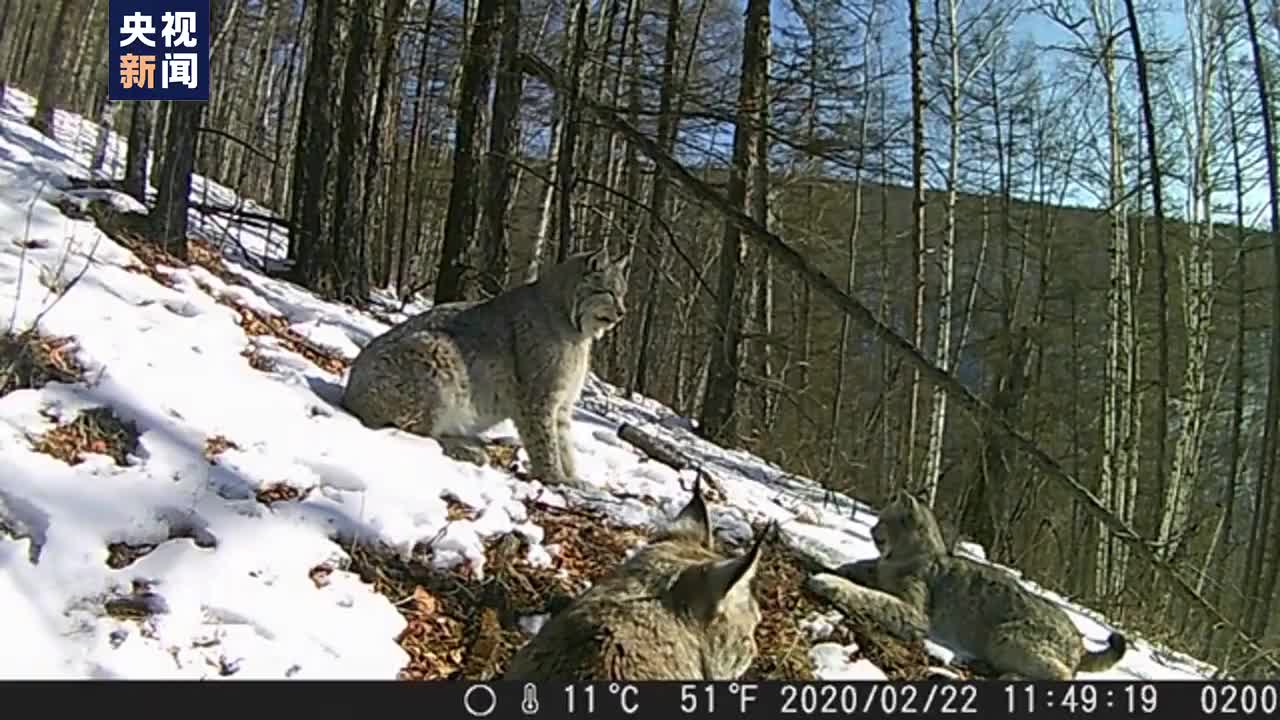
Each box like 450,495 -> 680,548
806,491 -> 1127,680
342,249 -> 628,487
503,480 -> 771,680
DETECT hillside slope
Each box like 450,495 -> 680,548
0,88 -> 1212,681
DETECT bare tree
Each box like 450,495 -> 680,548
476,0 -> 523,295
527,0 -> 589,280
435,0 -> 499,302
1155,0 -> 1223,562
904,0 -> 930,491
123,102 -> 154,204
1240,0 -> 1280,645
30,0 -> 71,138
921,0 -> 1013,504
826,0 -> 881,473
698,0 -> 771,443
1120,0 -> 1175,547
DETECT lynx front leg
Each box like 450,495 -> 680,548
834,559 -> 881,589
555,404 -> 578,482
806,573 -> 928,643
514,397 -> 575,487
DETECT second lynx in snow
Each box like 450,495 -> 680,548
342,249 -> 629,487
807,491 -> 1128,679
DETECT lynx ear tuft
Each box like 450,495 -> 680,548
667,522 -> 769,623
657,475 -> 712,547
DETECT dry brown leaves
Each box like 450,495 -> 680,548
105,525 -> 217,570
106,541 -> 157,569
743,538 -> 848,680
31,406 -> 140,467
203,434 -> 241,460
0,332 -> 84,398
309,564 -> 334,589
232,302 -> 349,375
445,497 -> 479,522
255,483 -> 311,506
343,542 -> 469,680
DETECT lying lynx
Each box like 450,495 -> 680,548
504,480 -> 771,680
342,249 -> 628,487
807,491 -> 1127,680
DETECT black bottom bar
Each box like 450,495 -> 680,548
4,679 -> 1277,719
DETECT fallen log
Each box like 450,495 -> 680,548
618,422 -> 689,472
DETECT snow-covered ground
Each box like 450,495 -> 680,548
0,87 -> 1215,681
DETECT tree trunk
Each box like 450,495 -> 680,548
905,0 -> 927,490
0,0 -> 12,106
527,0 -> 589,279
1205,45 -> 1247,663
434,0 -> 498,303
697,0 -> 769,443
362,0 -> 409,292
630,0 -> 678,395
288,0 -> 345,289
553,0 -> 590,264
827,3 -> 878,474
922,0 -> 962,506
151,0 -> 231,257
1121,0 -> 1172,543
1156,0 -> 1219,561
151,102 -> 202,258
1240,0 -> 1280,644
396,2 -> 438,296
324,1 -> 378,302
477,0 -> 523,295
123,102 -> 154,204
1091,0 -> 1136,603
30,0 -> 71,138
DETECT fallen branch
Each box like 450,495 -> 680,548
194,125 -> 277,165
515,50 -> 1274,672
188,201 -> 292,231
618,422 -> 689,472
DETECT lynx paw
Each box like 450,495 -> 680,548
806,572 -> 862,602
533,469 -> 589,490
438,437 -> 490,468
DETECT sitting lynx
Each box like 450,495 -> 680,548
342,249 -> 628,487
503,480 -> 771,680
806,491 -> 1127,680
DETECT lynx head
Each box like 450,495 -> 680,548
559,247 -> 629,339
652,478 -> 771,678
871,488 -> 946,559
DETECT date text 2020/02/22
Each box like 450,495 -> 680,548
544,680 -> 1280,719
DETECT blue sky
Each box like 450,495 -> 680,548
810,0 -> 1272,228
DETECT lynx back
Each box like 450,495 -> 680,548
504,480 -> 770,680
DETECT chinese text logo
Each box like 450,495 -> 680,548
108,1 -> 210,101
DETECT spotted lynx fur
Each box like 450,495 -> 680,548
342,249 -> 628,487
806,491 -> 1127,679
503,480 -> 771,680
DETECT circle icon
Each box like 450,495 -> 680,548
463,684 -> 498,718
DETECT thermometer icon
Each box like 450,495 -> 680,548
521,683 -> 540,715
